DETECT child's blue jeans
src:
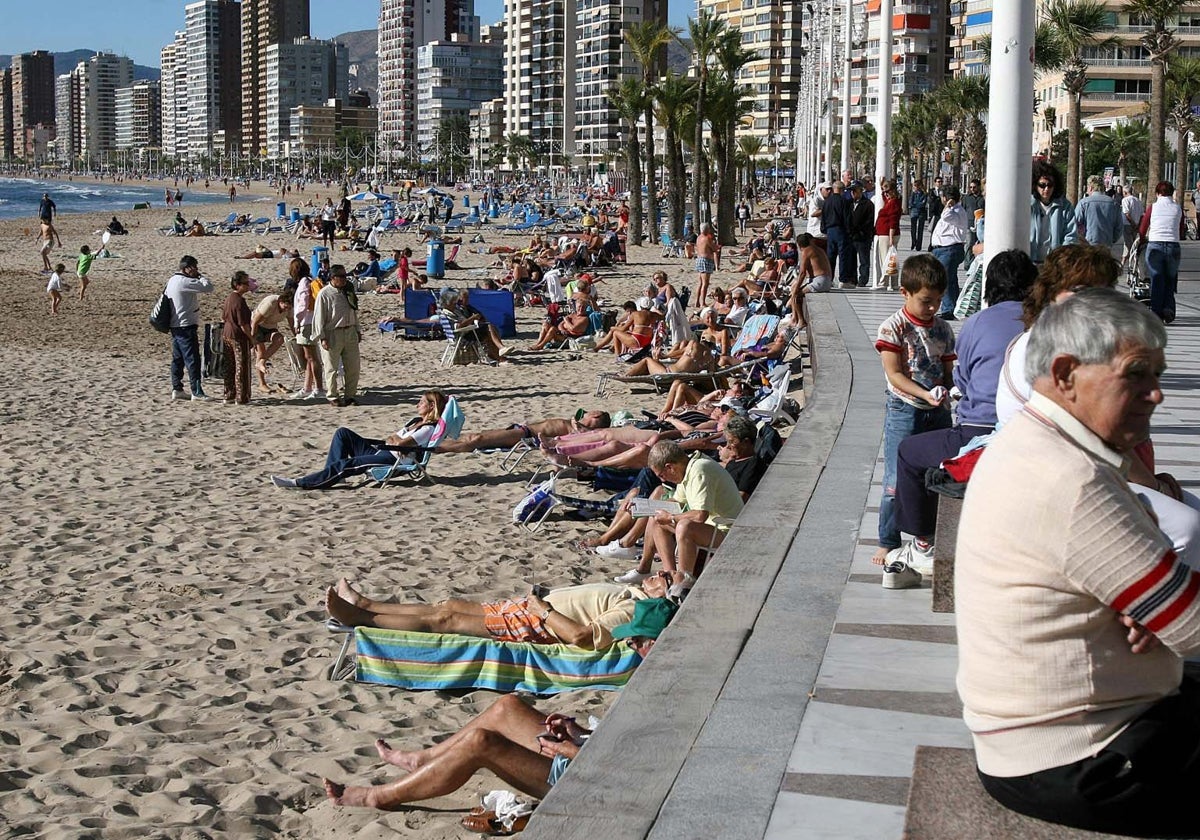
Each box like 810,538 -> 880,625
879,393 -> 951,550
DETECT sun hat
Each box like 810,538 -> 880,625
611,597 -> 678,641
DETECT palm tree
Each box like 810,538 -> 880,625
654,72 -> 697,240
626,21 -> 679,241
1040,0 -> 1115,202
737,135 -> 765,194
708,31 -> 758,244
1124,0 -> 1186,187
1168,56 -> 1200,188
683,10 -> 726,229
1089,119 -> 1149,183
608,78 -> 650,246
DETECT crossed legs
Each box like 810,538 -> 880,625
326,580 -> 490,636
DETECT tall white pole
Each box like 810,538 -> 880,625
824,0 -> 836,178
982,0 -> 1035,267
874,0 -> 893,180
840,0 -> 853,175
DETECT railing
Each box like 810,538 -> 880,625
1083,90 -> 1151,100
1109,24 -> 1151,33
1085,58 -> 1151,66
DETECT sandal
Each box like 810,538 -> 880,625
461,808 -> 530,836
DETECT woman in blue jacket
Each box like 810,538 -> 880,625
1029,160 -> 1076,264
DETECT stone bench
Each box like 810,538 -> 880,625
904,746 -> 1148,839
931,494 -> 961,613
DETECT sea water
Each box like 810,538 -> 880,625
0,177 -> 234,222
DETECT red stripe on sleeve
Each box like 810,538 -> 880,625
1145,572 -> 1200,634
1111,552 -> 1177,613
875,340 -> 902,353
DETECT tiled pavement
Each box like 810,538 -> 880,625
765,250 -> 1200,839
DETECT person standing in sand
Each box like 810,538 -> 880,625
166,255 -> 215,401
38,222 -> 52,271
694,222 -> 718,308
47,262 -> 65,314
221,272 -> 254,404
312,264 -> 361,407
38,193 -> 61,248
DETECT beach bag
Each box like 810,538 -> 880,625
954,258 -> 984,320
884,245 -> 899,276
149,289 -> 173,333
512,477 -> 558,527
203,323 -> 226,379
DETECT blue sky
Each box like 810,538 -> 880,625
0,1 -> 693,67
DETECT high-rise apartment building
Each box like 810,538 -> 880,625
1,71 -> 13,161
502,0 -> 576,166
697,0 -> 801,141
379,0 -> 477,158
415,35 -> 502,153
115,81 -> 162,150
160,31 -> 190,160
241,0 -> 310,155
76,52 -> 135,158
54,72 -> 80,160
11,51 -> 56,160
264,37 -> 348,157
862,0 -> 947,118
185,0 -> 242,159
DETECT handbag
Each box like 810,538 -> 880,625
149,289 -> 173,333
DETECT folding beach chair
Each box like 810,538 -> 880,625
367,396 -> 465,485
748,363 -> 798,425
438,311 -> 494,366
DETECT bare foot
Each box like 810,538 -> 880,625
375,738 -> 420,771
323,778 -> 372,807
871,547 -> 890,566
325,587 -> 374,627
336,577 -> 369,608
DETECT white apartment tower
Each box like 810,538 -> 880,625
378,0 -> 478,158
75,52 -> 135,158
503,0 -> 577,166
54,73 -> 80,160
115,81 -> 162,150
415,35 -> 503,153
264,37 -> 349,157
184,0 -> 242,160
160,30 -> 190,160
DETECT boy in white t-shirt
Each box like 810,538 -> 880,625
47,262 -> 66,314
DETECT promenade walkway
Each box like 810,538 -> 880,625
526,244 -> 1200,840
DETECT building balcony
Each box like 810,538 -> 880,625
1085,57 -> 1151,67
1082,90 -> 1150,101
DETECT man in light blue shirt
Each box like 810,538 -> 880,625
1074,175 -> 1123,248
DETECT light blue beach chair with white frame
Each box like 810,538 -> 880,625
368,396 -> 465,485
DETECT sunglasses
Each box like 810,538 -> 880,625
1037,182 -> 1053,188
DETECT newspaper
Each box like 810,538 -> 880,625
629,498 -> 683,518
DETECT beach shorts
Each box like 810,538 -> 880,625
508,423 -> 535,440
295,322 -> 315,346
254,325 -> 278,344
548,754 -> 571,786
481,598 -> 557,644
695,257 -> 715,274
809,274 -> 832,293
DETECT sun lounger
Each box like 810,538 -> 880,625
328,625 -> 642,692
593,358 -> 761,397
367,396 -> 464,485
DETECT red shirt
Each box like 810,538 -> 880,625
875,196 -> 903,236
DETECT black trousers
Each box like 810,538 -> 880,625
979,678 -> 1200,837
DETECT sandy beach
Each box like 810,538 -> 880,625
0,197 -> 781,837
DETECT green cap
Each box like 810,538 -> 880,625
611,598 -> 678,641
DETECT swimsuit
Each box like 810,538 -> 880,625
695,257 -> 716,274
482,598 -> 556,644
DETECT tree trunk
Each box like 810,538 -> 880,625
1066,89 -> 1081,204
1149,58 -> 1166,188
1175,116 -> 1189,193
665,125 -> 684,240
692,80 -> 706,229
643,103 -> 658,242
715,125 -> 738,246
627,136 -> 644,245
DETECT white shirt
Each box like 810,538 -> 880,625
1146,196 -> 1182,243
1121,194 -> 1145,227
806,194 -> 825,238
931,203 -> 970,246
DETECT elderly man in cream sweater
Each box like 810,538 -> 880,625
956,288 -> 1200,836
312,263 -> 361,407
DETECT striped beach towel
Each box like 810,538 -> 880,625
354,628 -> 642,694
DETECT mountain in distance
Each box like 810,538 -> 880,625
0,50 -> 159,81
331,30 -> 378,103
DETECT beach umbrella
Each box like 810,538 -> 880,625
348,190 -> 392,201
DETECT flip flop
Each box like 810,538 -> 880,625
460,808 -> 530,836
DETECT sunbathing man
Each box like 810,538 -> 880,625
623,338 -> 715,378
322,599 -> 676,812
540,424 -> 680,467
325,574 -> 671,650
438,410 -> 610,453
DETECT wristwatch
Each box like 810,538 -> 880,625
540,605 -> 554,621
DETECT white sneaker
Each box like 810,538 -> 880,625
191,392 -> 211,402
596,541 -> 640,560
271,475 -> 299,489
291,389 -> 312,400
312,388 -> 327,399
171,389 -> 187,400
882,561 -> 922,590
885,541 -> 935,577
612,568 -> 649,584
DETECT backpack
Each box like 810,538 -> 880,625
149,289 -> 173,333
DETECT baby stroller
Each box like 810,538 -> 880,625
1125,236 -> 1149,304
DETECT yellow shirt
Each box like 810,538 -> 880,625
675,453 -> 744,529
545,583 -> 647,649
